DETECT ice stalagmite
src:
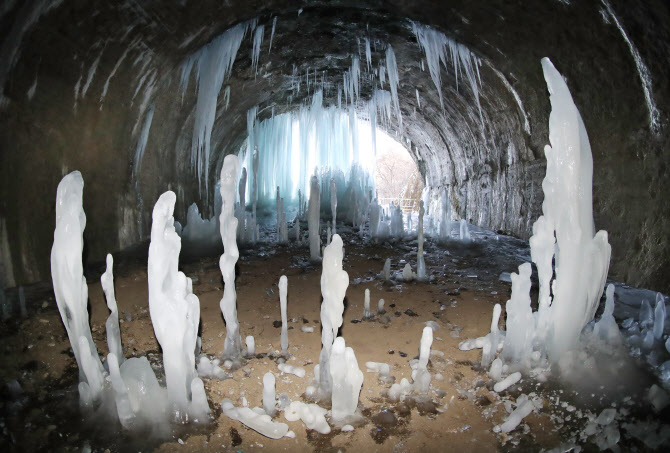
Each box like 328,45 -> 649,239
330,178 -> 337,235
459,219 -> 470,243
279,276 -> 289,355
51,171 -> 104,401
147,191 -> 206,418
263,372 -> 276,416
417,200 -> 426,280
412,326 -> 433,393
308,175 -> 321,262
317,234 -> 349,397
101,254 -> 123,366
329,337 -> 364,421
363,289 -> 371,319
502,263 -> 534,367
219,154 -> 243,363
538,58 -> 611,361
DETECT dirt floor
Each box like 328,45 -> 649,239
0,225 -> 665,452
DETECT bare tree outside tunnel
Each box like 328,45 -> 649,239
374,138 -> 423,212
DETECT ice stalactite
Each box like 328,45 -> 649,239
180,21 -> 255,196
50,171 -> 104,401
218,154 -> 243,364
101,254 -> 123,366
147,191 -> 208,420
275,186 -> 281,241
251,146 -> 259,242
251,25 -> 264,75
308,175 -> 321,262
385,44 -> 402,131
316,234 -> 349,398
411,21 -> 483,125
279,276 -> 289,356
268,17 -> 277,55
364,38 -> 372,71
417,200 -> 426,280
330,178 -> 337,235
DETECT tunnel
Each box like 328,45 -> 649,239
1,1 -> 669,451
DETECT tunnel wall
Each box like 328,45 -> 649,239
0,0 -> 668,292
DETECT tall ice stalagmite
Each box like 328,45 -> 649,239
219,154 -> 244,363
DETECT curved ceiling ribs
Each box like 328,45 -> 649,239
0,0 -> 668,292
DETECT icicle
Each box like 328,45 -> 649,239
268,17 -> 277,55
308,175 -> 321,262
385,45 -> 402,131
251,25 -> 265,74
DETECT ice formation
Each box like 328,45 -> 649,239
439,189 -> 450,240
147,191 -> 208,419
363,288 -> 371,319
51,171 -> 104,399
377,298 -> 385,314
411,326 -> 433,393
221,398 -> 289,439
278,363 -> 305,378
382,258 -> 391,281
330,178 -> 337,235
459,219 -> 471,243
417,200 -> 426,280
493,372 -> 521,393
308,175 -> 321,262
329,336 -> 364,421
245,336 -> 255,356
180,20 -> 256,195
181,203 -> 218,246
284,401 -> 330,434
402,263 -> 415,282
317,234 -> 349,397
499,396 -> 534,433
218,154 -> 244,363
101,254 -> 123,366
279,275 -> 289,355
263,372 -> 276,416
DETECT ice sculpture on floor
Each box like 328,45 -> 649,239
411,326 -> 433,393
221,399 -> 289,439
51,171 -> 105,401
218,154 -> 244,363
535,57 -> 611,361
279,276 -> 289,355
417,200 -> 427,280
308,175 -> 321,262
316,234 -> 349,398
461,58 -> 612,377
148,191 -> 209,419
101,254 -> 123,366
181,202 -> 218,245
329,337 -> 364,421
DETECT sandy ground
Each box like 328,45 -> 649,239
0,227 -> 663,452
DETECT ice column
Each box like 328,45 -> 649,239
502,263 -> 534,366
539,58 -> 611,361
147,191 -> 203,417
308,175 -> 321,262
329,337 -> 364,420
101,254 -> 123,366
219,154 -> 243,363
330,179 -> 337,235
50,171 -> 104,399
417,200 -> 426,280
263,372 -> 276,416
317,234 -> 349,397
364,289 -> 371,319
279,276 -> 289,355
412,326 -> 433,393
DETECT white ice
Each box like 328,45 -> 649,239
221,398 -> 289,439
284,401 -> 331,434
329,336 -> 364,421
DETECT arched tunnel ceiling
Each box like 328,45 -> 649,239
0,0 -> 669,292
